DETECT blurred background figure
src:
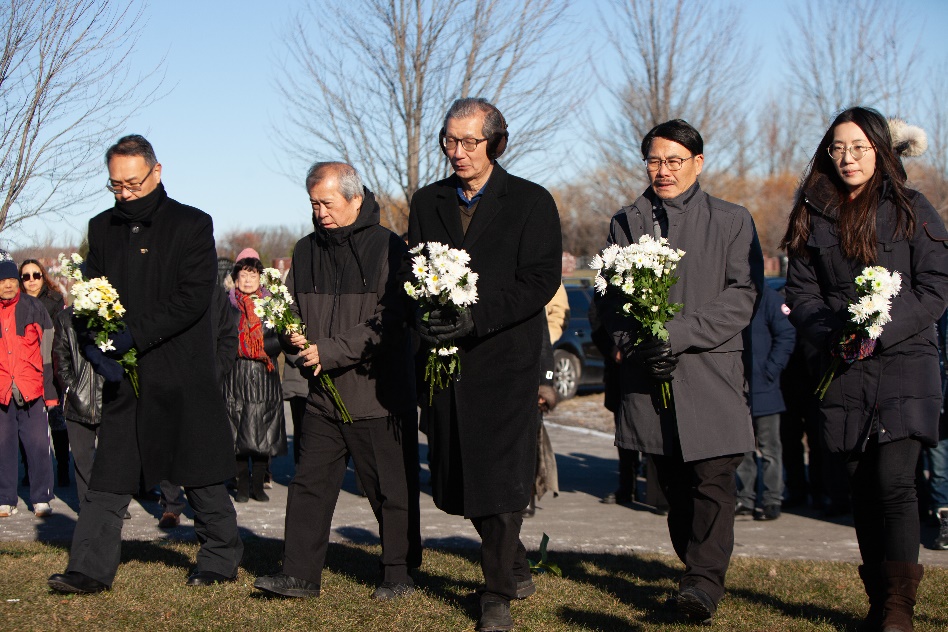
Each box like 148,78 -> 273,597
737,281 -> 795,521
222,250 -> 286,503
19,259 -> 68,488
919,310 -> 948,550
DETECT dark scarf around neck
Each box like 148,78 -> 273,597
113,182 -> 167,223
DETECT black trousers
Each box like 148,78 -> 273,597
652,435 -> 743,605
64,419 -> 98,508
66,484 -> 242,586
282,411 -> 418,586
845,435 -> 923,565
471,511 -> 530,603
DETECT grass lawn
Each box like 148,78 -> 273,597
1,537 -> 947,631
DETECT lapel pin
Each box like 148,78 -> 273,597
140,249 -> 148,254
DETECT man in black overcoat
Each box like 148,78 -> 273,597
48,135 -> 243,594
407,98 -> 562,631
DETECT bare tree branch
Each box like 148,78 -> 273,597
0,0 -> 163,239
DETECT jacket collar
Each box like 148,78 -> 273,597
433,162 -> 509,249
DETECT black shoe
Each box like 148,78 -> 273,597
372,581 -> 414,600
935,509 -> 948,550
735,501 -> 754,516
234,491 -> 249,503
254,572 -> 321,598
477,600 -> 513,631
185,570 -> 236,586
600,490 -> 634,505
755,504 -> 781,521
48,571 -> 109,594
677,586 -> 716,624
251,490 -> 269,502
516,578 -> 536,599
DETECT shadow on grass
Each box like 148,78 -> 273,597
558,606 -> 644,631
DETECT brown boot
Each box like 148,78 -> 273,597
857,564 -> 884,632
880,561 -> 923,632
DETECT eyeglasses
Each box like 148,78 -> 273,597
21,272 -> 41,281
106,164 -> 156,194
827,143 -> 874,161
644,156 -> 694,172
443,136 -> 488,152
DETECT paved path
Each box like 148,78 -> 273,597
2,415 -> 946,567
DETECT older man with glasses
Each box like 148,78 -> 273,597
48,134 -> 242,594
595,119 -> 764,624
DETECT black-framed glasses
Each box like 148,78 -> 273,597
106,164 -> 156,194
644,156 -> 694,172
443,136 -> 488,152
21,272 -> 41,281
827,143 -> 874,161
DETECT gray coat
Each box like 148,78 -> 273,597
597,183 -> 764,461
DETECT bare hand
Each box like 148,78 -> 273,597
289,332 -> 309,349
298,343 -> 320,369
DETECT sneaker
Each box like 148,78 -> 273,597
755,504 -> 781,521
0,504 -> 17,517
33,502 -> 52,518
735,500 -> 754,516
158,512 -> 180,529
935,509 -> 948,551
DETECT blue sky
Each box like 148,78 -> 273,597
10,0 -> 948,247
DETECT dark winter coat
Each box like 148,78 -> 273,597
84,184 -> 236,489
786,188 -> 948,452
35,286 -> 65,321
407,164 -> 562,518
222,292 -> 286,457
287,188 -> 415,420
53,307 -> 103,425
597,183 -> 763,461
743,283 -> 796,417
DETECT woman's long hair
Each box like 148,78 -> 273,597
781,106 -> 915,264
18,259 -> 59,296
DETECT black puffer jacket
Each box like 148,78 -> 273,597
35,286 -> 65,321
221,293 -> 286,457
786,187 -> 948,451
286,188 -> 415,420
52,307 -> 103,425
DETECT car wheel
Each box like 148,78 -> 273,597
553,349 -> 581,400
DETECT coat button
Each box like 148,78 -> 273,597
132,226 -> 140,234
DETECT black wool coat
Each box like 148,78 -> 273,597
84,187 -> 235,490
786,188 -> 948,452
407,164 -> 562,518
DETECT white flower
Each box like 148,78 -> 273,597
98,339 -> 116,353
651,305 -> 659,312
437,346 -> 458,356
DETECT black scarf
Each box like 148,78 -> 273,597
113,182 -> 166,223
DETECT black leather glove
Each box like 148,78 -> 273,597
105,327 -> 134,359
633,335 -> 669,361
635,336 -> 678,382
417,307 -> 474,345
82,344 -> 125,383
646,351 -> 678,382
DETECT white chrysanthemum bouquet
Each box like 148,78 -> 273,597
253,268 -> 351,422
404,242 -> 479,403
58,253 -> 139,396
815,265 -> 901,400
591,235 -> 685,407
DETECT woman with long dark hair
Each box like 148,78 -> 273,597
221,251 -> 286,502
19,259 -> 69,487
783,106 -> 948,632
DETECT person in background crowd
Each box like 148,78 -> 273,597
282,344 -> 309,467
924,311 -> 948,550
737,281 -> 796,521
0,251 -> 57,518
783,107 -> 948,632
546,283 -> 569,344
254,161 -> 419,601
222,249 -> 286,503
596,119 -> 763,624
159,282 -> 237,528
19,259 -> 69,487
407,97 -> 561,632
48,134 -> 242,594
525,313 -> 559,518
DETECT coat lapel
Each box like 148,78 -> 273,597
461,164 -> 507,250
434,182 -> 465,248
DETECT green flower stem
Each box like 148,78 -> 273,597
299,341 -> 352,423
815,355 -> 841,401
424,348 -> 460,405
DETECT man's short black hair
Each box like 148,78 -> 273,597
640,119 -> 703,159
105,134 -> 158,167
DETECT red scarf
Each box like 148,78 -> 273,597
235,289 -> 274,372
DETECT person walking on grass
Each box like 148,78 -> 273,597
48,134 -> 242,594
595,119 -> 763,625
783,107 -> 948,632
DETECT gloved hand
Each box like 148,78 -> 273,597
646,350 -> 679,382
634,335 -> 678,382
833,332 -> 876,365
105,327 -> 134,359
82,344 -> 125,383
633,335 -> 670,362
417,307 -> 474,346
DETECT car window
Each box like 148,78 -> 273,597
566,287 -> 590,318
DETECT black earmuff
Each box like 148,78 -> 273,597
438,104 -> 509,160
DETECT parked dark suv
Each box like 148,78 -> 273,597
553,279 -> 605,399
